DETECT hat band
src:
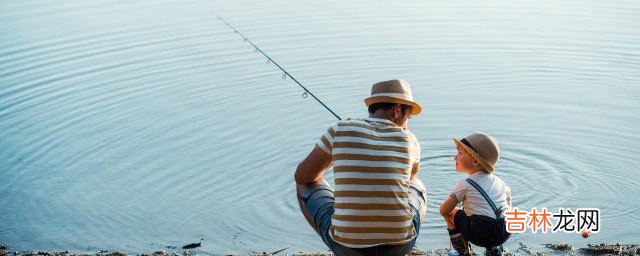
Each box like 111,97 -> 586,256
460,138 -> 478,153
369,92 -> 414,101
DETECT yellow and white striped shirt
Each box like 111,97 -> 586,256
315,117 -> 421,248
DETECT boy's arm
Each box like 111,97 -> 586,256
439,195 -> 459,216
441,180 -> 467,216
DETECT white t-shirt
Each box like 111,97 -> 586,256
450,171 -> 512,218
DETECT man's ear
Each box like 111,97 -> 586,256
394,104 -> 402,117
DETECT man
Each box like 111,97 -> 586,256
295,78 -> 427,256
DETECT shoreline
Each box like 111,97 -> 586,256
1,243 -> 637,256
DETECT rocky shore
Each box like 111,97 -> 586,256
1,243 -> 637,256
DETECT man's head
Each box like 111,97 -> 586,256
368,102 -> 413,128
364,79 -> 422,123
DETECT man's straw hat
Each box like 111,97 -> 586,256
453,131 -> 500,173
364,79 -> 422,115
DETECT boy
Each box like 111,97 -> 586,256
439,131 -> 512,256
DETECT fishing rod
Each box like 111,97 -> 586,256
212,11 -> 342,121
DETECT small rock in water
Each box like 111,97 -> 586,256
584,243 -> 622,254
181,243 -> 200,250
545,243 -> 572,250
152,251 -> 168,256
0,244 -> 8,250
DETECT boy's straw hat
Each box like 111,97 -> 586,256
364,79 -> 422,115
453,131 -> 500,173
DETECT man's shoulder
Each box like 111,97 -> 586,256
406,129 -> 419,143
329,117 -> 359,131
335,117 -> 365,125
334,117 -> 384,130
326,117 -> 363,128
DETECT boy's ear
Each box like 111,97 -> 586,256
472,159 -> 481,167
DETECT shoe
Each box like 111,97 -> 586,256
484,245 -> 504,256
447,250 -> 472,256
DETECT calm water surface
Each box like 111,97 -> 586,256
1,0 -> 639,254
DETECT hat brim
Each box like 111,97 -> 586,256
453,138 -> 494,173
364,96 -> 422,115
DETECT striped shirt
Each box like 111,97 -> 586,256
315,117 -> 421,248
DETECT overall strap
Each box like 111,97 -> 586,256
466,178 -> 503,218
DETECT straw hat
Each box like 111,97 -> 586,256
364,79 -> 422,115
453,131 -> 500,173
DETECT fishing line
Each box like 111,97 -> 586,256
212,11 -> 342,120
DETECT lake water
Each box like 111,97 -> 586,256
1,0 -> 638,254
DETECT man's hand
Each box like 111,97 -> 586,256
294,146 -> 332,185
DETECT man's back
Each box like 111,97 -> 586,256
316,117 -> 421,248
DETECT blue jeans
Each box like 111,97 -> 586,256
300,183 -> 427,256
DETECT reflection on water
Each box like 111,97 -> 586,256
0,0 -> 638,254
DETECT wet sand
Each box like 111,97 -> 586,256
1,243 -> 637,256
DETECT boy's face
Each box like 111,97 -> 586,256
454,145 -> 476,173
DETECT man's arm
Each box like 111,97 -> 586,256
294,146 -> 332,185
410,162 -> 420,182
